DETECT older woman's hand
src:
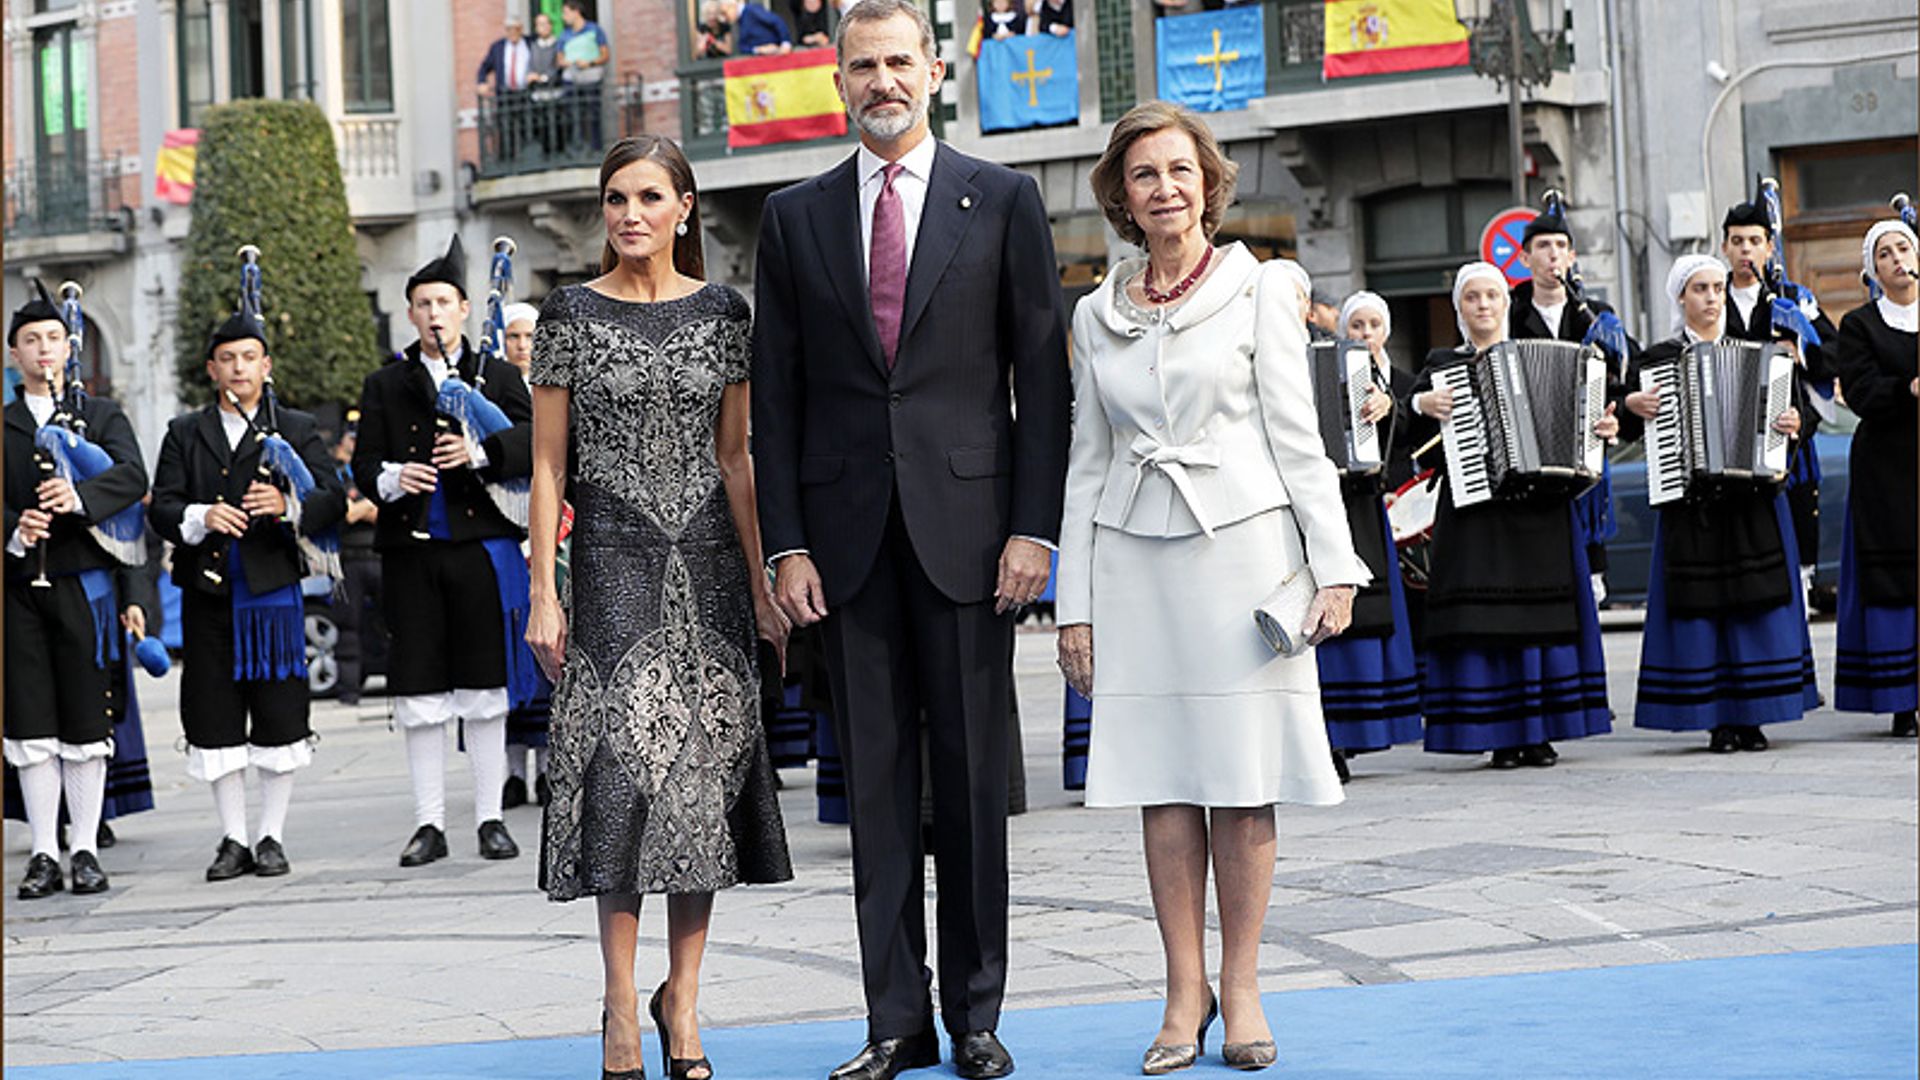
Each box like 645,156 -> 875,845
1303,585 -> 1355,646
1057,624 -> 1093,699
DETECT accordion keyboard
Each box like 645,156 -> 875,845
1438,363 -> 1493,507
1642,361 -> 1687,506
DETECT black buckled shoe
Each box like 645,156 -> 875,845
254,837 -> 291,877
17,853 -> 63,899
828,1029 -> 940,1080
502,774 -> 529,809
953,1031 -> 1014,1079
206,838 -> 256,881
399,824 -> 448,867
478,819 -> 520,860
69,850 -> 109,894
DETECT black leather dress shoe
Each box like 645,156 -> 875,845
1894,712 -> 1918,738
399,824 -> 448,867
254,837 -> 291,877
953,1030 -> 1014,1079
478,819 -> 520,860
1737,725 -> 1769,752
17,853 -> 63,899
97,821 -> 116,849
502,774 -> 529,809
828,1030 -> 940,1080
1489,749 -> 1522,770
206,838 -> 256,881
1708,727 -> 1739,753
69,850 -> 109,894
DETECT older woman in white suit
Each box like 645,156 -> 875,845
1054,101 -> 1368,1075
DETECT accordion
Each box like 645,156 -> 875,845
1640,339 -> 1793,506
1306,339 -> 1384,476
1435,340 -> 1608,508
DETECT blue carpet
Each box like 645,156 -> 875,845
13,945 -> 1915,1079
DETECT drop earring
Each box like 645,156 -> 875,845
675,220 -> 689,236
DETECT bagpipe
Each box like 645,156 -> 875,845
1751,177 -> 1823,351
1867,193 -> 1919,299
29,280 -> 146,587
1535,191 -> 1631,371
220,245 -> 342,583
418,235 -> 529,535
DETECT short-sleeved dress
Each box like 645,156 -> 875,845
531,282 -> 792,900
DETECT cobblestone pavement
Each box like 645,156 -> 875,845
5,621 -> 1915,1068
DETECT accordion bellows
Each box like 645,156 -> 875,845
1436,340 -> 1608,508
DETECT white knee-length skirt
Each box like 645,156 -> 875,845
1082,506 -> 1345,809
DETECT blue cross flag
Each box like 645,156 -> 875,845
1155,7 -> 1266,113
978,31 -> 1080,133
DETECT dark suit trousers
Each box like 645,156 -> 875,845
820,494 -> 1013,1040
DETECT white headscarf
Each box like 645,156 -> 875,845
502,302 -> 540,329
1271,259 -> 1312,304
1450,261 -> 1507,345
1862,219 -> 1918,289
1339,290 -> 1391,343
1665,254 -> 1727,334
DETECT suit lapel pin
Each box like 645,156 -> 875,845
960,195 -> 973,210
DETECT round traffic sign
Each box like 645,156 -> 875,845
1479,207 -> 1538,286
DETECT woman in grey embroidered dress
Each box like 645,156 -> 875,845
526,135 -> 791,1080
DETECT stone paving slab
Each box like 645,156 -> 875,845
5,621 -> 1916,1070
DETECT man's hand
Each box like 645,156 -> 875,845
14,508 -> 53,547
241,481 -> 288,518
1057,624 -> 1093,698
205,502 -> 252,537
397,462 -> 439,495
431,432 -> 472,470
36,477 -> 80,516
994,537 -> 1052,615
121,604 -> 147,639
773,553 -> 829,627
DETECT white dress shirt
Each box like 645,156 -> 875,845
1532,298 -> 1565,338
1729,281 -> 1762,328
856,135 -> 936,282
179,407 -> 265,547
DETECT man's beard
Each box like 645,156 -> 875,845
852,91 -> 927,141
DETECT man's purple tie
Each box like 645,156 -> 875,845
870,163 -> 907,370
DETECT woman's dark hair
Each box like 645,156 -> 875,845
597,135 -> 706,280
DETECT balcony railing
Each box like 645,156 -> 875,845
4,154 -> 132,239
475,74 -> 647,179
336,115 -> 403,181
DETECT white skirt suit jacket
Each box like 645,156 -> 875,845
1055,242 -> 1369,808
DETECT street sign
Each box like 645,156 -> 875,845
1480,206 -> 1538,286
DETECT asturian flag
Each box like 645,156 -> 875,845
1323,0 -> 1470,79
1155,7 -> 1266,113
724,47 -> 848,149
977,31 -> 1079,133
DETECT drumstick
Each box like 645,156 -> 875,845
1412,432 -> 1445,464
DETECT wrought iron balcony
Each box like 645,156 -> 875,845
4,154 -> 132,239
475,74 -> 648,179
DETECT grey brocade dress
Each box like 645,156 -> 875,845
531,282 -> 792,900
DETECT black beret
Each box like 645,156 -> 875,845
1721,201 -> 1772,236
206,310 -> 267,357
8,281 -> 64,346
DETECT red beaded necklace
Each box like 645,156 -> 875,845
1141,246 -> 1213,305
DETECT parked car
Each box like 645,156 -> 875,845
1605,410 -> 1854,611
303,574 -> 387,698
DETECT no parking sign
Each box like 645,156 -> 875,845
1479,207 -> 1538,286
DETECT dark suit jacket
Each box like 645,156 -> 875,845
351,340 -> 533,551
476,36 -> 533,94
150,404 -> 346,596
3,396 -> 148,581
751,140 -> 1072,607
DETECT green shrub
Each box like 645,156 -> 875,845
175,99 -> 376,411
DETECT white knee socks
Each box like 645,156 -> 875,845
211,770 -> 249,846
466,716 -> 507,825
256,768 -> 296,844
18,759 -> 62,858
62,756 -> 106,857
404,724 -> 448,830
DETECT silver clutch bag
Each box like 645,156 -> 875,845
1254,565 -> 1318,658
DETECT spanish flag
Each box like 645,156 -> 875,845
1322,0 -> 1470,80
154,127 -> 199,205
724,47 -> 848,149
